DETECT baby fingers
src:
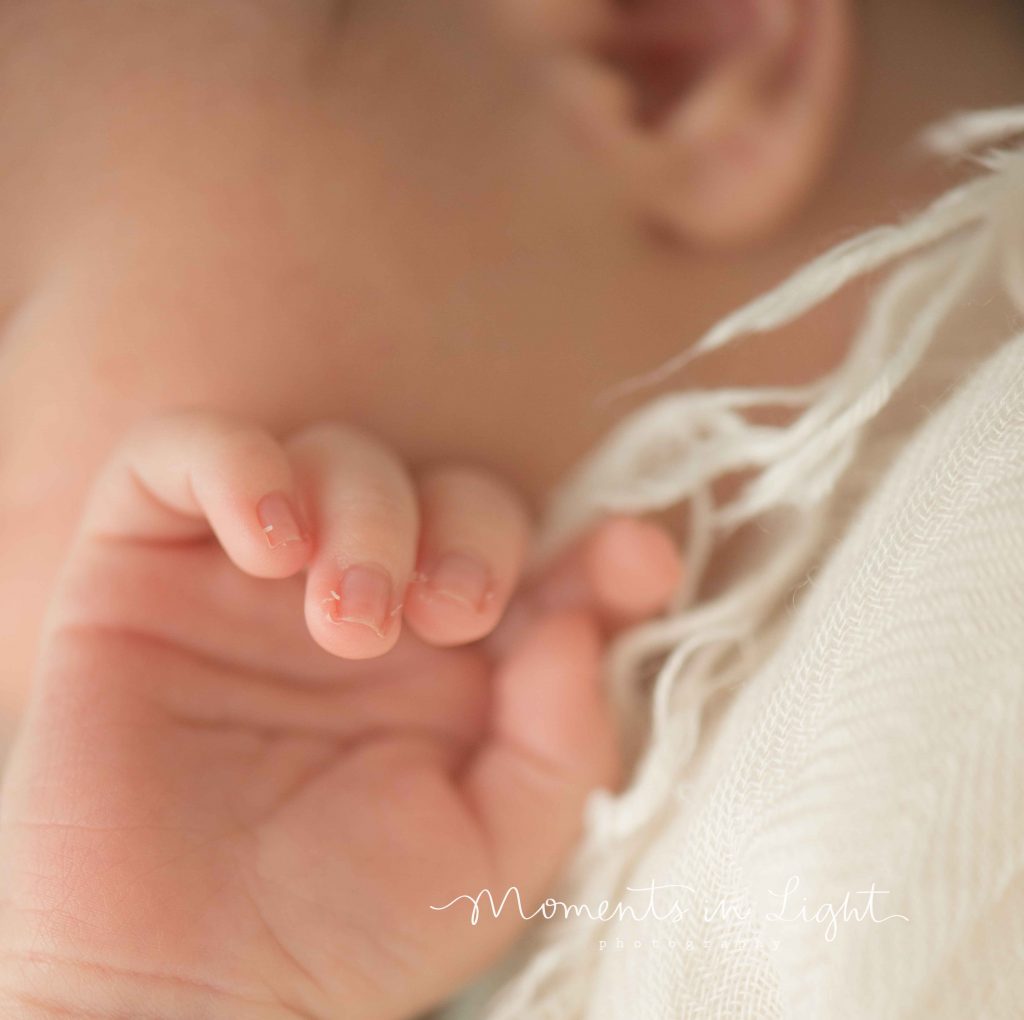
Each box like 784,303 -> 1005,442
288,426 -> 532,659
77,410 -> 313,580
77,412 -> 535,662
403,464 -> 531,647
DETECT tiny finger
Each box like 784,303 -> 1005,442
404,465 -> 532,647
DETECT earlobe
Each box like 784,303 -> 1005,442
540,0 -> 855,247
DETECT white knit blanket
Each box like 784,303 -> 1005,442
450,108 -> 1024,1019
544,332 -> 1024,1018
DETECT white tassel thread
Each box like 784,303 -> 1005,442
483,107 -> 1024,1018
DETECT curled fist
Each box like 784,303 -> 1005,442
0,411 -> 681,1020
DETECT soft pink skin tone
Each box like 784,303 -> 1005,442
0,411 -> 680,1018
1,1 -> 1020,721
0,0 -> 843,719
0,0 -> 1022,1016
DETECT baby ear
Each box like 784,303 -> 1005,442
502,0 -> 854,246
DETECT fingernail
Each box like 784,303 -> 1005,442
325,563 -> 396,637
420,551 -> 494,612
257,492 -> 306,549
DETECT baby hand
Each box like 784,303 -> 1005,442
0,412 -> 681,1019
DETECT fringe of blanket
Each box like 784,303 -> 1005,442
483,106 -> 1024,1018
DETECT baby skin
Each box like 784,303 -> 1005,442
0,411 -> 681,1019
